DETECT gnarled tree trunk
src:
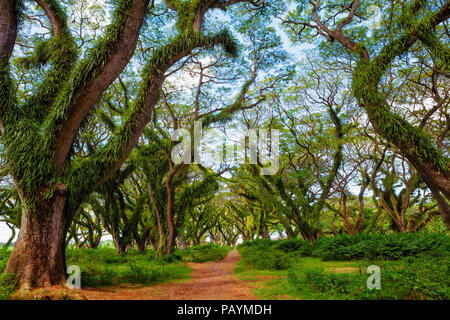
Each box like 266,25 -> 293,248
4,194 -> 68,293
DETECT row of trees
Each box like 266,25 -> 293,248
0,0 -> 448,295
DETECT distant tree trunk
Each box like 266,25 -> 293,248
149,237 -> 156,251
355,179 -> 367,233
147,183 -> 165,257
178,227 -> 187,250
91,234 -> 101,249
259,211 -> 270,239
209,231 -> 216,244
135,230 -> 150,252
193,235 -> 200,246
111,231 -> 126,254
165,172 -> 176,255
4,194 -> 68,292
340,193 -> 355,236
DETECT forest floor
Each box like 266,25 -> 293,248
81,249 -> 257,300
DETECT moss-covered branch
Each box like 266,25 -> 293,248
43,0 -> 150,172
20,0 -> 77,122
352,6 -> 449,173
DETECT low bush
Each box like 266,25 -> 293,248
80,262 -> 117,287
160,251 -> 183,263
289,268 -> 355,296
123,263 -> 165,284
239,247 -> 294,270
274,239 -> 313,255
181,244 -> 230,263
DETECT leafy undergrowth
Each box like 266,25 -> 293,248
236,234 -> 450,300
66,248 -> 191,288
0,273 -> 16,300
0,250 -> 14,300
180,244 -> 231,263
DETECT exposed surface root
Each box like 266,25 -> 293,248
11,286 -> 86,300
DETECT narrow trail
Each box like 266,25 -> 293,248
81,250 -> 257,300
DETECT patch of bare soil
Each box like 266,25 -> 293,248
81,250 -> 257,300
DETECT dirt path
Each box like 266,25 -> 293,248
81,250 -> 257,300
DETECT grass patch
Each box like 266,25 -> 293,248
0,273 -> 16,300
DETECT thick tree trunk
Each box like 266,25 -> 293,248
4,194 -> 68,292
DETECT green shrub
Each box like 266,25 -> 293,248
274,239 -> 313,255
181,244 -> 230,263
238,238 -> 274,249
289,268 -> 355,296
124,263 -> 165,284
161,251 -> 183,263
240,247 -> 293,270
0,273 -> 16,300
80,261 -> 117,287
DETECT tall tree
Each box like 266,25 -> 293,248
0,0 -> 260,294
283,0 -> 450,228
